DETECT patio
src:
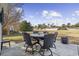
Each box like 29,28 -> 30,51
0,41 -> 78,56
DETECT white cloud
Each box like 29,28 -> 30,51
49,11 -> 62,17
75,10 -> 79,16
72,10 -> 79,16
29,15 -> 34,19
72,14 -> 75,16
47,18 -> 64,26
42,10 -> 49,17
42,10 -> 62,18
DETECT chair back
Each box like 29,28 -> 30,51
53,32 -> 58,42
43,34 -> 55,49
22,33 -> 32,46
33,31 -> 39,34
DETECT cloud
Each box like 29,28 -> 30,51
49,11 -> 62,17
29,15 -> 34,19
42,10 -> 62,18
72,10 -> 79,16
47,18 -> 64,26
42,10 -> 49,17
72,14 -> 75,16
75,10 -> 79,16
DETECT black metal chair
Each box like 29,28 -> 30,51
0,40 -> 11,55
22,33 -> 41,54
33,31 -> 39,34
39,34 -> 57,56
51,32 -> 58,49
54,32 -> 58,42
1,40 -> 10,51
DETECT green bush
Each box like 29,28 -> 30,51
9,31 -> 20,35
20,21 -> 33,32
2,28 -> 8,35
58,27 -> 67,30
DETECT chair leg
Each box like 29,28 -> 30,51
25,46 -> 34,55
25,46 -> 28,52
53,43 -> 56,49
9,42 -> 10,47
0,52 -> 1,55
39,48 -> 53,56
48,48 -> 53,56
31,46 -> 34,55
39,49 -> 45,56
1,42 -> 3,51
0,43 -> 3,56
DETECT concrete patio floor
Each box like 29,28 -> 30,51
0,41 -> 79,56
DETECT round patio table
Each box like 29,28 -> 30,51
30,33 -> 45,38
30,33 -> 45,45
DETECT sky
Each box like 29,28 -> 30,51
21,3 -> 79,26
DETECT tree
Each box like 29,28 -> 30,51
20,21 -> 33,31
74,23 -> 79,27
50,23 -> 54,28
67,23 -> 71,28
62,24 -> 66,27
38,24 -> 42,29
58,24 -> 67,30
42,23 -> 47,28
47,24 -> 50,28
34,25 -> 38,29
37,23 -> 47,29
0,4 -> 23,35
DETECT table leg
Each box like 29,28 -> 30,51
9,41 -> 10,47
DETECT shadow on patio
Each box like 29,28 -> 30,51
0,41 -> 78,56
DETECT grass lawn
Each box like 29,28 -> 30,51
3,29 -> 79,44
3,35 -> 23,41
34,29 -> 79,44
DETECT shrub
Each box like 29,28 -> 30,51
2,28 -> 8,35
58,27 -> 67,30
20,21 -> 33,32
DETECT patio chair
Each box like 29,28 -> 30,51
1,40 -> 10,51
33,31 -> 39,34
51,32 -> 58,49
0,40 -> 10,55
22,33 -> 41,54
54,32 -> 58,42
39,34 -> 57,56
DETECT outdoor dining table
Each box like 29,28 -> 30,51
30,33 -> 45,45
30,33 -> 45,38
30,33 -> 45,40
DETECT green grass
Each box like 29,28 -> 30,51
3,29 -> 79,44
3,36 -> 23,41
34,29 -> 79,44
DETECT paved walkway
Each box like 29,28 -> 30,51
0,41 -> 79,56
